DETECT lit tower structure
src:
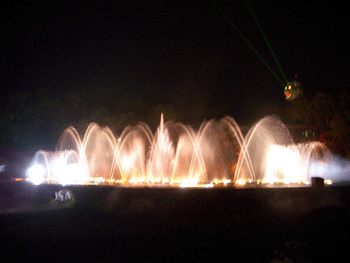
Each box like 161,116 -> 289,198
284,79 -> 303,101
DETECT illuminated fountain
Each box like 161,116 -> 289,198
28,150 -> 86,185
235,116 -> 330,185
27,115 -> 343,187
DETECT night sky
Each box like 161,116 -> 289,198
2,0 -> 349,124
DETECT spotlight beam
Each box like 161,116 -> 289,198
211,0 -> 285,87
244,0 -> 288,83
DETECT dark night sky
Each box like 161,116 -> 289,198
1,0 -> 349,123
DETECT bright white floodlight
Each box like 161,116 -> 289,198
27,164 -> 46,185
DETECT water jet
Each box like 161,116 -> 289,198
27,115 -> 348,187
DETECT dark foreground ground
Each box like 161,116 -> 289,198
1,182 -> 350,262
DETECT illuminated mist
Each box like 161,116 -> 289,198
27,115 -> 350,187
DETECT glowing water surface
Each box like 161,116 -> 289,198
27,115 -> 348,187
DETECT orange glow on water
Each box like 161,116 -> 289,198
236,179 -> 246,186
325,179 -> 332,185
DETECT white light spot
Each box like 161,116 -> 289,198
27,164 -> 46,185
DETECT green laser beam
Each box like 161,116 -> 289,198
244,0 -> 288,83
211,1 -> 285,87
